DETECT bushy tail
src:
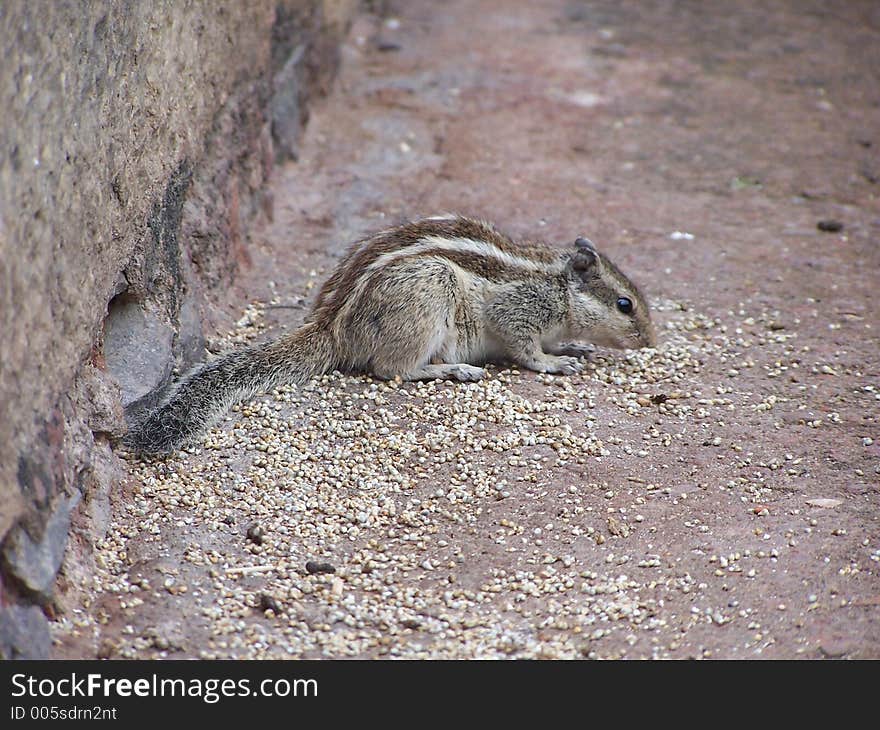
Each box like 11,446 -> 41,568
123,322 -> 335,455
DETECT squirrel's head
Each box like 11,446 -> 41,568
564,237 -> 656,349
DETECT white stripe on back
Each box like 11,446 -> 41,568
364,235 -> 564,277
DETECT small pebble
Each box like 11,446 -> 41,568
258,593 -> 282,614
305,561 -> 337,575
246,523 -> 265,545
816,219 -> 843,232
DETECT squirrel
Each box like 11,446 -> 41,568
123,215 -> 656,455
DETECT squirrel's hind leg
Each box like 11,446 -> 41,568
363,259 -> 480,382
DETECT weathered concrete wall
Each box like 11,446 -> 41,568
0,0 -> 355,658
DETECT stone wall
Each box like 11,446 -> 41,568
0,0 -> 355,658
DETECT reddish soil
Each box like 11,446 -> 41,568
56,0 -> 879,659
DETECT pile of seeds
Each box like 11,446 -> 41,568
53,295 -> 871,659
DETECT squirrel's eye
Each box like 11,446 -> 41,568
616,297 -> 633,314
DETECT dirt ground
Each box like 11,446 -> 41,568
55,0 -> 879,659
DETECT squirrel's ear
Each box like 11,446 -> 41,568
574,237 -> 596,252
567,247 -> 598,275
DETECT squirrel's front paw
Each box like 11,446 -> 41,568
448,364 -> 487,382
551,355 -> 584,375
551,342 -> 595,359
525,354 -> 584,375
